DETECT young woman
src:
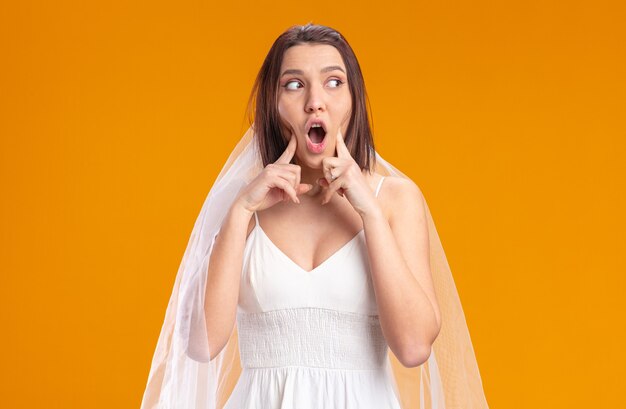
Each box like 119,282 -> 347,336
141,23 -> 489,409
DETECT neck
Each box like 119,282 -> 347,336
294,157 -> 326,197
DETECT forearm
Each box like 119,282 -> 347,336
204,200 -> 253,360
361,207 -> 440,366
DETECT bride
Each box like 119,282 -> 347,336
141,23 -> 489,409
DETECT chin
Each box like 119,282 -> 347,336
295,150 -> 329,169
295,155 -> 322,169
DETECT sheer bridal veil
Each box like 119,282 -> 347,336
139,124 -> 489,408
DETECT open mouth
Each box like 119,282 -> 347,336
308,124 -> 327,144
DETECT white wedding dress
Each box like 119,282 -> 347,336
223,176 -> 402,409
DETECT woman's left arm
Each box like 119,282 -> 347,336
362,177 -> 442,368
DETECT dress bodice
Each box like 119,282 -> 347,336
225,176 -> 402,408
236,176 -> 387,369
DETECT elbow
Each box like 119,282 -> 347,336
397,317 -> 442,368
398,343 -> 432,368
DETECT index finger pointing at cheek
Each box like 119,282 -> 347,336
335,128 -> 351,158
275,133 -> 297,164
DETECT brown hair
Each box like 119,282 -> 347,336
245,23 -> 376,173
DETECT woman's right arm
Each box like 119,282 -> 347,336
203,134 -> 309,361
204,198 -> 253,361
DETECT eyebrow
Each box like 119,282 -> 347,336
280,65 -> 346,77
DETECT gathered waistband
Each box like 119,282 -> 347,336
236,307 -> 389,370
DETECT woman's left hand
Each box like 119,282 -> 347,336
318,129 -> 381,217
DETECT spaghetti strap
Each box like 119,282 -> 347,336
375,176 -> 385,198
253,210 -> 260,227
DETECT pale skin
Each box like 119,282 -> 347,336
204,44 -> 441,367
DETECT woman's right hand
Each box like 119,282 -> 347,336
235,133 -> 313,214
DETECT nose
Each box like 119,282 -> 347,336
304,84 -> 326,113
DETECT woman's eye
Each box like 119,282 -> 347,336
284,80 -> 302,90
328,79 -> 343,88
283,79 -> 344,90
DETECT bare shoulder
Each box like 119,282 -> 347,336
386,176 -> 424,200
379,176 -> 426,225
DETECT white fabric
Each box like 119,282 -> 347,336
140,125 -> 489,408
223,177 -> 402,408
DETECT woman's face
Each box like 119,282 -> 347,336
277,43 -> 352,169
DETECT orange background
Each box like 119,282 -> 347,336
1,1 -> 625,408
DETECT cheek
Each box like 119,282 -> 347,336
276,109 -> 295,140
342,96 -> 352,114
279,103 -> 301,133
277,98 -> 293,119
336,95 -> 352,121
